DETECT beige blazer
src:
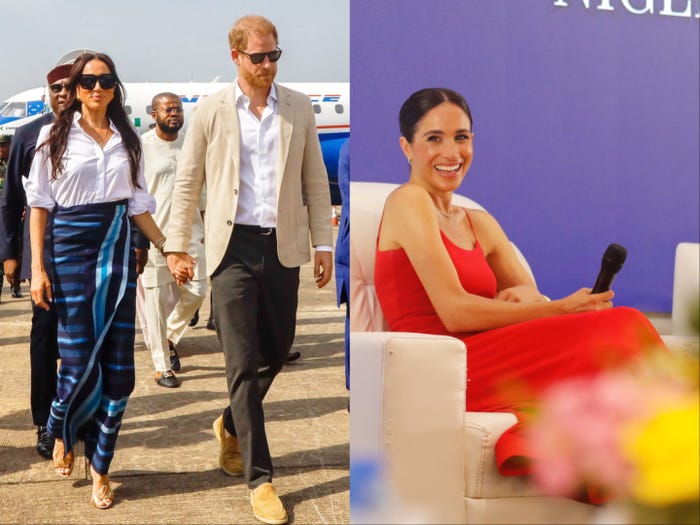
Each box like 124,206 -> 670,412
166,83 -> 333,275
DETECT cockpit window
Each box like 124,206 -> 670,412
0,102 -> 26,118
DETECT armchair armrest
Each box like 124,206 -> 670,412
350,331 -> 466,524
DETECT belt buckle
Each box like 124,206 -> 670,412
261,227 -> 273,236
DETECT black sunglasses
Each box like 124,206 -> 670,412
78,74 -> 117,90
49,83 -> 68,94
237,48 -> 283,65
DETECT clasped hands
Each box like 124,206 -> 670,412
166,252 -> 196,286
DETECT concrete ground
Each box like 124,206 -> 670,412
0,257 -> 349,524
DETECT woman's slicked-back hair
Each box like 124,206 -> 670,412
399,88 -> 473,143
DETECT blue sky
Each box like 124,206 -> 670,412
0,0 -> 349,101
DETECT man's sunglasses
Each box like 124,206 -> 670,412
78,74 -> 117,90
237,48 -> 283,65
49,83 -> 68,94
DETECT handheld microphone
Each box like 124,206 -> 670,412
591,243 -> 627,294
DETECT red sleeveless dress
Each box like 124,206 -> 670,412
374,212 -> 665,479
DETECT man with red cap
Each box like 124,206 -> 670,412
0,62 -> 73,458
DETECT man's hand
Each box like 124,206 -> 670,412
313,250 -> 333,288
166,252 -> 195,286
3,259 -> 20,288
135,248 -> 148,275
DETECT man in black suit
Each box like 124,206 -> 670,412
0,63 -> 72,459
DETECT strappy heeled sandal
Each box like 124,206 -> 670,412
91,480 -> 113,509
52,440 -> 74,478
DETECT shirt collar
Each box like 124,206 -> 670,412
234,78 -> 278,108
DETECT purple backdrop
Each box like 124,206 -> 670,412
350,0 -> 699,312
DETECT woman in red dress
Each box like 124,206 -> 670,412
374,88 -> 666,500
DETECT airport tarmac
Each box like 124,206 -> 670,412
0,255 -> 349,524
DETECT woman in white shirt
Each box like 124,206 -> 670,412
24,52 -> 176,510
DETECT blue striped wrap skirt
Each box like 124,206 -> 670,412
46,200 -> 137,474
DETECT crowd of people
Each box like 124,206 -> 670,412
0,14 -> 345,525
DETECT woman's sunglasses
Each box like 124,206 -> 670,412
78,74 -> 117,90
236,48 -> 283,65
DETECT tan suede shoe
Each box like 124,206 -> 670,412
212,415 -> 244,476
250,483 -> 288,525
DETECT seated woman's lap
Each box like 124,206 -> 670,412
463,306 -> 665,413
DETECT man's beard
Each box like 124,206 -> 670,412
157,120 -> 183,134
240,67 -> 275,90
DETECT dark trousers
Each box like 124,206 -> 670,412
212,225 -> 299,489
29,303 -> 59,427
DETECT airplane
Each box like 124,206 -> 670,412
0,80 -> 349,204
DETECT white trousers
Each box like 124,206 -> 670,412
136,277 -> 208,373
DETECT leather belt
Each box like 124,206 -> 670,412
235,224 -> 275,236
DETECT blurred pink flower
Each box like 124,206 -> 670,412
528,356 -> 694,500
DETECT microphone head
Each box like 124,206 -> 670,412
602,243 -> 627,272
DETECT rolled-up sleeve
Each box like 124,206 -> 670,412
128,154 -> 157,216
23,126 -> 56,211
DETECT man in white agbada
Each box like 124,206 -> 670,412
137,92 -> 207,388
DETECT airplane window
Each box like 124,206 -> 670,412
124,105 -> 132,115
0,102 -> 26,118
312,104 -> 321,114
146,105 -> 152,114
335,104 -> 344,114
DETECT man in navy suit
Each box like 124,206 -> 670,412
335,138 -> 350,390
0,63 -> 73,459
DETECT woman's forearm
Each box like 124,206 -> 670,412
131,212 -> 165,245
439,293 -> 560,333
29,207 -> 49,273
29,207 -> 54,310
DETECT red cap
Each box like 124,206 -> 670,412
47,64 -> 73,85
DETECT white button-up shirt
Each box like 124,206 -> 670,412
24,112 -> 156,216
234,80 -> 280,228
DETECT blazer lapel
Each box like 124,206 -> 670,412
277,84 -> 294,194
219,84 -> 240,167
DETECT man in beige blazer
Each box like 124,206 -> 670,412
165,15 -> 333,525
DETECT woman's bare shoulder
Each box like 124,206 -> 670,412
461,206 -> 510,253
379,184 -> 439,248
385,183 -> 432,210
462,206 -> 499,227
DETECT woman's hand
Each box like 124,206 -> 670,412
554,288 -> 614,315
495,284 -> 548,304
30,270 -> 53,311
166,252 -> 195,286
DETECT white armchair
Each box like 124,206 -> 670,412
349,181 -> 596,524
662,242 -> 700,353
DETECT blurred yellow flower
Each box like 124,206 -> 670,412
623,398 -> 700,507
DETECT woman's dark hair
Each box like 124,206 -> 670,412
43,52 -> 141,186
399,88 -> 473,143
